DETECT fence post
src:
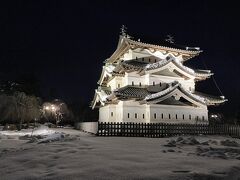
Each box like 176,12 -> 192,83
98,122 -> 100,136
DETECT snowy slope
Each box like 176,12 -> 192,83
0,129 -> 240,180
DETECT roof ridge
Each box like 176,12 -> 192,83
126,38 -> 203,54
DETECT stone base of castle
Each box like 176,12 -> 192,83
99,101 -> 208,124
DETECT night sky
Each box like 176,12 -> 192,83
0,0 -> 239,117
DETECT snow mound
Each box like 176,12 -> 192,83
0,125 -> 55,137
196,146 -> 240,160
164,139 -> 176,147
27,132 -> 78,144
179,136 -> 200,145
37,133 -> 65,143
31,125 -> 55,136
208,139 -> 218,145
220,139 -> 239,147
164,136 -> 200,146
163,136 -> 240,160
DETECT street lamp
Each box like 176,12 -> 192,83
42,100 -> 67,127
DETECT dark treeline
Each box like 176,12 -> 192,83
0,72 -> 98,128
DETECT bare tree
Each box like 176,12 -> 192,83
0,92 -> 41,129
0,94 -> 18,124
14,92 -> 41,129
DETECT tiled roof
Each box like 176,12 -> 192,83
194,69 -> 213,77
193,91 -> 227,105
92,84 -> 226,109
114,86 -> 151,99
115,58 -> 212,80
122,60 -> 148,69
114,84 -> 226,106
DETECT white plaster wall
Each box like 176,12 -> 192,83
149,75 -> 195,92
99,104 -> 122,122
149,104 -> 208,124
122,49 -> 133,60
99,101 -> 149,123
107,76 -> 125,90
121,101 -> 149,123
108,105 -> 118,122
99,101 -> 208,124
121,73 -> 195,91
107,78 -> 116,90
126,72 -> 145,86
115,77 -> 124,88
122,49 -> 152,61
99,106 -> 110,122
115,102 -> 123,122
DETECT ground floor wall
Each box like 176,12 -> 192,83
75,122 -> 98,134
99,101 -> 208,124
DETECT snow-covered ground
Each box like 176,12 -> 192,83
1,126 -> 240,180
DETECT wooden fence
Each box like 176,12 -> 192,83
97,122 -> 240,138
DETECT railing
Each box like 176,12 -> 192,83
98,122 -> 240,138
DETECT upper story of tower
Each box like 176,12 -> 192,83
105,33 -> 202,65
98,37 -> 212,93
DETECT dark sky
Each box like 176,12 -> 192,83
0,0 -> 239,116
